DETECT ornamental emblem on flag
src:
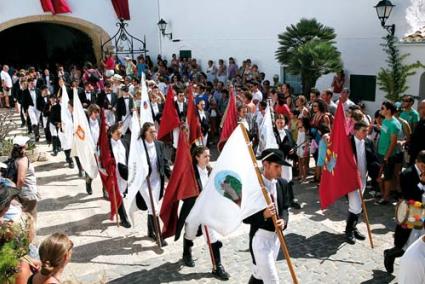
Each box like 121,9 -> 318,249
76,125 -> 85,140
324,144 -> 337,175
143,101 -> 148,110
214,170 -> 242,206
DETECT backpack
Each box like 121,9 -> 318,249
2,157 -> 29,183
3,158 -> 18,183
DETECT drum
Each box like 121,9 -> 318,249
395,200 -> 425,229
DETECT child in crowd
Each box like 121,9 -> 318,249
316,124 -> 331,183
296,117 -> 310,182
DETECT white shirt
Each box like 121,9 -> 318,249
107,93 -> 112,103
89,117 -> 100,145
111,138 -> 126,166
262,175 -> 278,213
278,129 -> 286,142
252,90 -> 263,102
145,140 -> 161,191
399,236 -> 425,284
197,165 -> 209,190
199,110 -> 206,121
354,136 -> 367,189
123,96 -> 130,116
177,101 -> 184,112
414,165 -> 425,192
30,89 -> 36,105
85,92 -> 92,102
1,70 -> 12,88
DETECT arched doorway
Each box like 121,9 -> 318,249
0,22 -> 95,68
0,15 -> 111,68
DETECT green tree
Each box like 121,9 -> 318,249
275,18 -> 343,95
377,34 -> 423,101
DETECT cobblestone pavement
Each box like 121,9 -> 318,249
3,111 -> 399,284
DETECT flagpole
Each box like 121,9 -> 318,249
240,123 -> 299,284
198,137 -> 217,270
146,176 -> 162,248
112,180 -> 120,227
357,188 -> 374,249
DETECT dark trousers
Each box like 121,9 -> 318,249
394,225 -> 411,249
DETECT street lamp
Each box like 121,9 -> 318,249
374,0 -> 395,36
157,18 -> 173,40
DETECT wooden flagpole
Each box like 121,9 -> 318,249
357,188 -> 374,249
146,177 -> 162,248
111,181 -> 120,227
240,123 -> 299,284
197,135 -> 217,270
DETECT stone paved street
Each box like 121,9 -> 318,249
5,113 -> 399,284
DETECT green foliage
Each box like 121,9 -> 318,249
0,221 -> 30,283
275,18 -> 343,95
377,35 -> 424,101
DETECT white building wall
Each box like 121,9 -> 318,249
0,0 -> 424,111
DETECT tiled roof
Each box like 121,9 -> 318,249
403,26 -> 425,42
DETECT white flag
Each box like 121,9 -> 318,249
257,105 -> 278,155
58,86 -> 73,151
140,73 -> 154,126
72,93 -> 98,179
126,111 -> 149,219
186,125 -> 267,236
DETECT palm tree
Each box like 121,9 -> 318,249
276,18 -> 343,95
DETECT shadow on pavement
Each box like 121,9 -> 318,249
37,192 -> 104,212
37,213 -> 113,236
360,269 -> 395,284
109,261 -> 215,283
279,231 -> 347,260
71,235 -> 163,263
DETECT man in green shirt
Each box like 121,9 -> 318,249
400,95 -> 420,130
377,101 -> 402,204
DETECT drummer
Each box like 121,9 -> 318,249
384,150 -> 425,274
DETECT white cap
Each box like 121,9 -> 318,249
112,74 -> 123,81
124,56 -> 131,60
0,162 -> 7,169
13,136 -> 30,147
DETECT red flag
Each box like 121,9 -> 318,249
52,0 -> 71,14
187,85 -> 202,144
160,129 -> 199,238
40,0 -> 71,14
98,109 -> 122,220
40,0 -> 54,12
319,102 -> 362,209
111,0 -> 130,20
218,87 -> 238,150
157,86 -> 180,141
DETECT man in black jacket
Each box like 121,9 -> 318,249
384,150 -> 425,274
78,82 -> 97,109
243,148 -> 290,284
22,79 -> 45,141
408,100 -> 425,165
96,81 -> 117,126
346,121 -> 380,244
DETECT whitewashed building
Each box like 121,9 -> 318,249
0,0 -> 425,111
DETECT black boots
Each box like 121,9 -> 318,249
118,204 -> 131,228
85,177 -> 93,195
384,247 -> 404,274
51,136 -> 59,156
345,212 -> 366,245
248,275 -> 263,284
182,238 -> 195,267
147,214 -> 167,246
32,124 -> 40,142
211,241 -> 230,280
75,157 -> 83,177
64,150 -> 74,168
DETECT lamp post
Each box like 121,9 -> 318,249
374,0 -> 395,36
157,18 -> 173,40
